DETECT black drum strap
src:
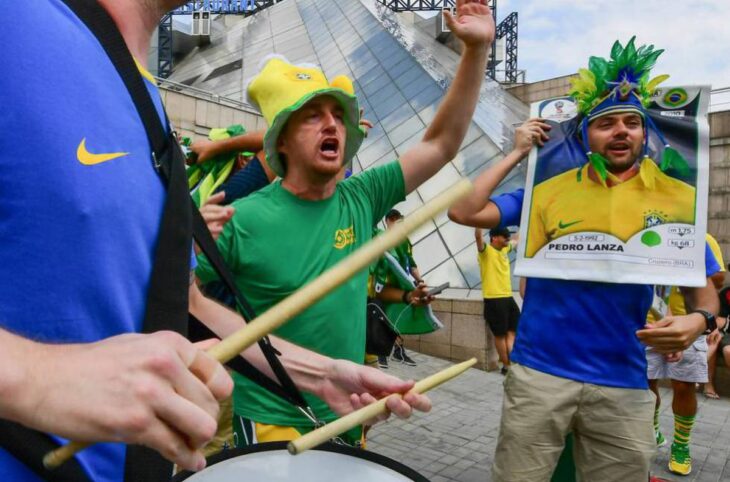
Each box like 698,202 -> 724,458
0,420 -> 91,482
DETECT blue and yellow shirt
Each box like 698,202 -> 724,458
492,189 -> 718,389
526,159 -> 696,257
1,2 -> 168,481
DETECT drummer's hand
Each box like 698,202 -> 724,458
17,332 -> 232,472
318,360 -> 431,422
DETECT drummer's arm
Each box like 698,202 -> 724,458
189,284 -> 432,418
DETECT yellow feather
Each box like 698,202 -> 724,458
578,68 -> 596,84
645,74 -> 670,93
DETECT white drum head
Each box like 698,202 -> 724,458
173,442 -> 427,482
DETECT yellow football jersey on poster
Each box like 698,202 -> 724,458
526,159 -> 696,258
478,244 -> 514,298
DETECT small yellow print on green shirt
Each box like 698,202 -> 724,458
334,225 -> 355,249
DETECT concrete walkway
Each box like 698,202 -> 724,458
368,353 -> 730,481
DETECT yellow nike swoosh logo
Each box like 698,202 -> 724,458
77,138 -> 129,165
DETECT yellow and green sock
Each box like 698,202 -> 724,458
673,413 -> 695,449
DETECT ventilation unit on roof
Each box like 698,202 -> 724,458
191,10 -> 210,36
439,7 -> 455,33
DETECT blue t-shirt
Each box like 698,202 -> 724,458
492,189 -> 720,389
0,2 -> 169,481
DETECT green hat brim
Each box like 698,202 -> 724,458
263,88 -> 364,178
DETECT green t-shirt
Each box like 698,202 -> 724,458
196,161 -> 406,427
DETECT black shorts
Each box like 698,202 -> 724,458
483,297 -> 520,337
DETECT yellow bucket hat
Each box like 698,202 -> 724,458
246,55 -> 364,177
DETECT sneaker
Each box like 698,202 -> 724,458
500,366 -> 509,376
668,443 -> 692,476
400,350 -> 417,367
655,430 -> 667,448
378,355 -> 389,369
391,344 -> 404,363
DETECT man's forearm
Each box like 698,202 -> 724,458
684,279 -> 720,315
423,46 -> 488,156
0,329 -> 33,422
449,148 -> 524,226
189,285 -> 334,398
402,45 -> 488,192
209,131 -> 265,157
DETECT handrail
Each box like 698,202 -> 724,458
155,76 -> 261,115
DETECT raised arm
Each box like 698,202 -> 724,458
475,228 -> 486,252
190,130 -> 266,164
448,118 -> 550,227
399,0 -> 495,193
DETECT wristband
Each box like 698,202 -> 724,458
690,309 -> 717,335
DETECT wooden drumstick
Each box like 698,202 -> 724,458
43,178 -> 473,469
287,358 -> 477,455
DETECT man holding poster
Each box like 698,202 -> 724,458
517,37 -> 709,288
448,38 -> 720,481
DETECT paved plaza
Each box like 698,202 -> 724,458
368,353 -> 730,482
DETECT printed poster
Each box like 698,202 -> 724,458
514,86 -> 710,286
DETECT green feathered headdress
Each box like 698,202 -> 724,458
569,37 -> 669,117
567,37 -> 689,184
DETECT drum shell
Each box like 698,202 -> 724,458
172,441 -> 428,482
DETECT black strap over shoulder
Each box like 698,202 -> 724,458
0,1 -> 311,480
0,420 -> 91,482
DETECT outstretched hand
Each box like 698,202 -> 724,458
317,359 -> 431,425
636,313 -> 706,354
443,0 -> 495,48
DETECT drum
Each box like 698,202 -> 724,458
172,442 -> 428,482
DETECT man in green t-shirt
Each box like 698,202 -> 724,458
383,209 -> 424,367
197,0 -> 495,446
385,209 -> 424,285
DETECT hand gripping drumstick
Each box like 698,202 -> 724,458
288,358 -> 477,455
43,178 -> 473,469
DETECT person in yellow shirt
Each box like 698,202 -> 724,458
525,112 -> 696,258
476,227 -> 519,374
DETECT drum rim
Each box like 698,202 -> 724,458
172,441 -> 429,482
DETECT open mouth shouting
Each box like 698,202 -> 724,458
319,137 -> 340,161
606,141 -> 632,157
